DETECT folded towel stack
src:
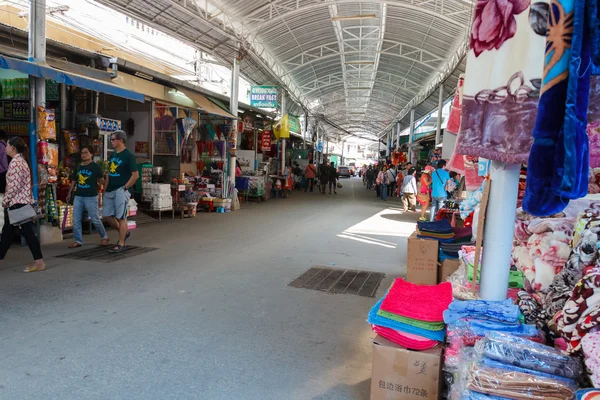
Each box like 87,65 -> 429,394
367,278 -> 453,350
417,219 -> 455,243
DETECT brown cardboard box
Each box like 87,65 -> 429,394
406,231 -> 439,285
371,335 -> 442,400
438,259 -> 460,283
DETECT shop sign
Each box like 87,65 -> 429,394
250,86 -> 278,108
288,115 -> 301,134
242,113 -> 254,133
261,130 -> 272,152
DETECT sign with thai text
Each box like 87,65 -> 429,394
250,86 -> 278,108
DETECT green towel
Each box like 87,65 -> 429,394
376,309 -> 445,331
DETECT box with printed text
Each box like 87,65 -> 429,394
370,335 -> 442,400
406,231 -> 439,285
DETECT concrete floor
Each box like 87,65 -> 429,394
0,177 -> 420,400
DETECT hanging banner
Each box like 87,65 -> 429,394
250,86 -> 278,108
261,130 -> 272,152
273,114 -> 292,140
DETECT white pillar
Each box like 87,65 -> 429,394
280,92 -> 286,175
479,162 -> 520,300
435,84 -> 444,146
229,47 -> 240,186
408,110 -> 415,164
28,0 -> 46,201
396,121 -> 400,150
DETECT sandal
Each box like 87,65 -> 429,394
125,232 -> 131,243
68,242 -> 82,249
108,244 -> 127,254
100,238 -> 110,246
23,263 -> 46,273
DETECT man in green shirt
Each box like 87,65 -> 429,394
102,130 -> 139,253
68,146 -> 109,248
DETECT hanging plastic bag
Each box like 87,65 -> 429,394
37,106 -> 56,140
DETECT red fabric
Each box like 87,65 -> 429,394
372,325 -> 439,350
380,278 -> 453,322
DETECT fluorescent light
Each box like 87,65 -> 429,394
344,61 -> 375,65
331,14 -> 377,21
134,71 -> 154,81
347,87 -> 372,90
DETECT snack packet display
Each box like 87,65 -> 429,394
37,106 -> 56,140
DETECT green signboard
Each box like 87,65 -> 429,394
250,86 -> 278,108
288,114 -> 301,134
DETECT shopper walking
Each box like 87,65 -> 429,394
366,165 -> 375,190
386,165 -> 398,197
328,162 -> 339,194
103,130 -> 139,253
401,167 -> 418,212
375,166 -> 384,197
0,130 -> 9,194
318,160 -> 329,195
0,137 -> 44,272
67,146 -> 109,249
380,166 -> 390,201
418,166 -> 434,221
305,161 -> 317,192
430,160 -> 451,222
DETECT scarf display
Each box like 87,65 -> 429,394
524,0 -> 600,216
558,270 -> 600,353
482,332 -> 582,379
453,1 -> 546,164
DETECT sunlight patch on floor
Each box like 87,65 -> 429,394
342,208 -> 416,238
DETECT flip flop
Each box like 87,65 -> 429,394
100,238 -> 110,246
108,245 -> 127,254
68,242 -> 82,249
23,263 -> 46,273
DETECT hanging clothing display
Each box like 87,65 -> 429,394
524,0 -> 599,216
453,0 -> 546,165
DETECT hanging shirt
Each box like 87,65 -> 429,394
106,149 -> 137,193
73,162 -> 103,197
431,168 -> 451,198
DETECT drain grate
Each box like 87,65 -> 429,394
288,267 -> 385,297
56,245 -> 158,263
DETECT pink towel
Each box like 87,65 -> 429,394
380,278 -> 453,322
372,325 -> 439,351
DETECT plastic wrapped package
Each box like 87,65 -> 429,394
478,332 -> 582,379
63,130 -> 80,155
464,363 -> 576,400
37,106 -> 56,140
37,141 -> 50,165
448,259 -> 480,300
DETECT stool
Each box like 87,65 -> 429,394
216,207 -> 225,213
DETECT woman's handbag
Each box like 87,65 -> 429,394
8,204 -> 37,226
337,182 -> 342,189
417,192 -> 430,203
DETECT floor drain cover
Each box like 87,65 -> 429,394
288,267 -> 385,297
56,245 -> 158,263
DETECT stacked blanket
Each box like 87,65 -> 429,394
417,219 -> 455,242
582,331 -> 600,387
367,278 -> 452,350
462,333 -> 580,400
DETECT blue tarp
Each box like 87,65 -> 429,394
0,55 -> 145,103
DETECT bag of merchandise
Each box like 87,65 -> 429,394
62,130 -> 80,155
37,106 -> 56,140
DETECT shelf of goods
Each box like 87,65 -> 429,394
142,183 -> 173,211
248,176 -> 266,199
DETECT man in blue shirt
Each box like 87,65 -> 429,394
430,160 -> 451,221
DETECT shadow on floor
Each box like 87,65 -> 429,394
312,378 -> 371,400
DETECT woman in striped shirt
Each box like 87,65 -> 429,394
0,137 -> 44,272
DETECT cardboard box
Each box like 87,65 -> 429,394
371,335 -> 442,400
438,259 -> 460,283
406,231 -> 439,285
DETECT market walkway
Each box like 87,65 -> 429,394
0,177 -> 419,400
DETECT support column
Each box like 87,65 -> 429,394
280,92 -> 286,174
435,84 -> 444,146
479,162 -> 520,300
229,46 -> 240,186
408,110 -> 415,164
28,0 -> 47,201
396,121 -> 400,150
